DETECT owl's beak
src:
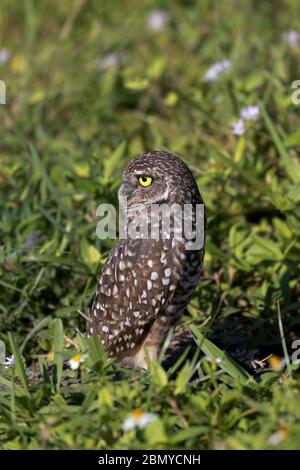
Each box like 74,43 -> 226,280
118,180 -> 134,200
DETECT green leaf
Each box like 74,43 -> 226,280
147,57 -> 166,79
270,193 -> 295,212
53,319 -> 64,392
80,238 -> 101,269
175,361 -> 193,395
149,362 -> 168,389
144,419 -> 167,445
288,183 -> 300,202
87,335 -> 106,367
171,426 -> 209,444
103,141 -> 126,183
190,325 -> 252,383
273,218 -> 292,239
251,235 -> 283,260
124,78 -> 149,91
8,333 -> 30,397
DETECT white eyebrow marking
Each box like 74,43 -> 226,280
133,170 -> 150,176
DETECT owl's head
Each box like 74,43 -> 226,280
119,151 -> 201,208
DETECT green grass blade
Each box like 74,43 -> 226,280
8,333 -> 30,397
20,317 -> 50,354
260,103 -> 300,183
190,324 -> 252,383
53,319 -> 64,392
277,301 -> 293,377
21,254 -> 89,273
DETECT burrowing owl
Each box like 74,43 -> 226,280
88,151 -> 205,368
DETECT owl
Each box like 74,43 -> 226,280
88,151 -> 205,369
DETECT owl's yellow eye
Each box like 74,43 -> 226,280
138,176 -> 153,187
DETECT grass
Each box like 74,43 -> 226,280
0,0 -> 300,450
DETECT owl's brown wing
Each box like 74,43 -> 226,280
89,238 -> 179,358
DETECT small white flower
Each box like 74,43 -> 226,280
122,410 -> 156,431
268,355 -> 285,371
282,31 -> 300,48
204,355 -> 223,365
240,105 -> 260,121
0,48 -> 11,64
96,52 -> 120,71
68,354 -> 84,370
268,426 -> 288,445
231,119 -> 245,136
203,60 -> 231,83
147,10 -> 170,32
3,355 -> 15,367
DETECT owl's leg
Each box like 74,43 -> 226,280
119,317 -> 169,370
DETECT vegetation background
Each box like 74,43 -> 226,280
0,0 -> 300,450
